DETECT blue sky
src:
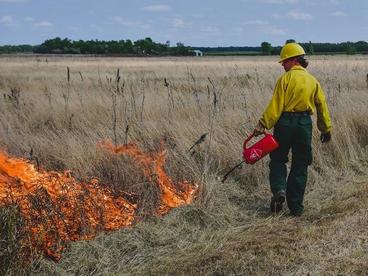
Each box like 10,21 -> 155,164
0,0 -> 367,47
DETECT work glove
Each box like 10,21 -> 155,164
320,132 -> 331,143
253,121 -> 265,137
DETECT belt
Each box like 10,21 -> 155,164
282,111 -> 310,117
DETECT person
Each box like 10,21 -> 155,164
253,42 -> 332,217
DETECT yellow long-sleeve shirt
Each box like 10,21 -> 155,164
259,65 -> 332,133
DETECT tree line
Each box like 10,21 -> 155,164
197,40 -> 368,55
0,37 -> 192,56
260,40 -> 368,55
1,37 -> 368,56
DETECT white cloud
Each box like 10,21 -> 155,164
243,20 -> 269,25
0,15 -> 14,25
33,21 -> 53,28
330,11 -> 347,17
258,0 -> 299,4
287,10 -> 313,20
142,4 -> 171,12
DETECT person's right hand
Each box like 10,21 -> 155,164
253,122 -> 265,137
320,132 -> 331,143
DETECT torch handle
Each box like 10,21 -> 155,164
243,131 -> 268,150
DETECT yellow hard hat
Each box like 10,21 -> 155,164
279,43 -> 305,63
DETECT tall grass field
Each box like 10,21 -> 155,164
1,55 -> 368,275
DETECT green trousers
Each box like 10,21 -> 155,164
269,114 -> 312,215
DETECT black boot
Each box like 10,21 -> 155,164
270,190 -> 286,213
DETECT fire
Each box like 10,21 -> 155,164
98,140 -> 197,214
0,140 -> 197,261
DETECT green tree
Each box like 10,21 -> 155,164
124,40 -> 133,53
42,37 -> 72,53
172,42 -> 191,56
307,41 -> 314,55
261,41 -> 272,55
354,41 -> 368,52
133,37 -> 156,55
345,42 -> 357,55
108,40 -> 123,54
285,39 -> 296,44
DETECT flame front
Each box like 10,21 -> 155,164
0,141 -> 197,260
98,140 -> 197,214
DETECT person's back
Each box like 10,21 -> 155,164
282,66 -> 318,113
259,64 -> 331,134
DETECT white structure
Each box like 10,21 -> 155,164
193,50 -> 203,57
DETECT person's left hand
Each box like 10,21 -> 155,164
320,132 -> 331,143
253,122 -> 265,136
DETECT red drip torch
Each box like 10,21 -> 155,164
243,131 -> 279,164
221,131 -> 279,182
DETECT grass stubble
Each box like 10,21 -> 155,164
0,55 -> 368,275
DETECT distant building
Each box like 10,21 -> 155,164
193,50 -> 203,57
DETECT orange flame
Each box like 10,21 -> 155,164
97,140 -> 197,214
0,140 -> 197,260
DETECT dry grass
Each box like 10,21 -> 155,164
0,55 -> 368,275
